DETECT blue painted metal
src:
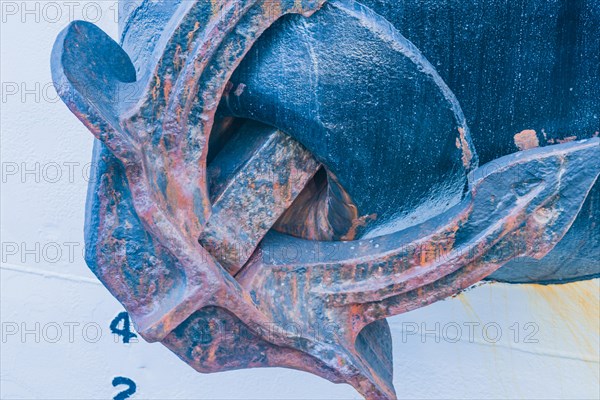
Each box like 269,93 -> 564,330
51,1 -> 600,398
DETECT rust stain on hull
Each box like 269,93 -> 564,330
527,280 -> 600,358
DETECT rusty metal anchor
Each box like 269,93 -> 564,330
51,0 -> 600,398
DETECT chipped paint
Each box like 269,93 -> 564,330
557,136 -> 578,144
458,127 -> 473,169
514,129 -> 540,150
233,83 -> 246,96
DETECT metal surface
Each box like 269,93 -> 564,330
51,1 -> 600,398
224,0 -> 600,281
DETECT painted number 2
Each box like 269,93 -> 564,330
112,377 -> 137,400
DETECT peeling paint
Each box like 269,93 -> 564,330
514,129 -> 540,151
458,127 -> 473,169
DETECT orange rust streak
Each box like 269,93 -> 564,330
526,280 -> 600,359
163,75 -> 172,104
